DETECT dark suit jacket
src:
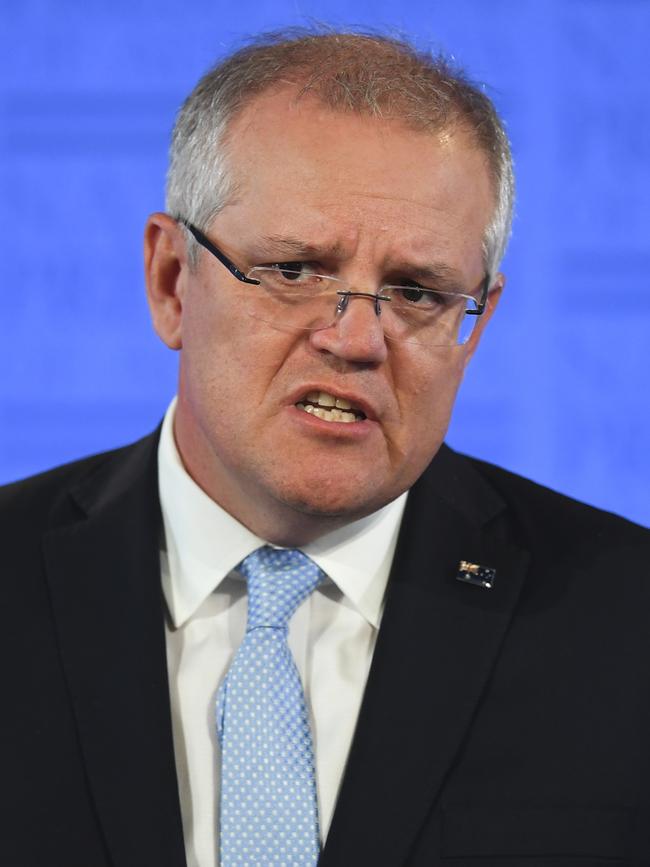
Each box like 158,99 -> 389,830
2,429 -> 650,867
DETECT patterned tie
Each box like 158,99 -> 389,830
217,546 -> 324,866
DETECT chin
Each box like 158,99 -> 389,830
272,478 -> 386,522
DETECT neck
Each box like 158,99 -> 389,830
173,420 -> 373,548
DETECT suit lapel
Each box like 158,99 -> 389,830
42,433 -> 187,867
321,447 -> 530,867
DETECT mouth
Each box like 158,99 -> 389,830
295,390 -> 367,424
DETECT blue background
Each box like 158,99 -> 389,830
1,0 -> 648,526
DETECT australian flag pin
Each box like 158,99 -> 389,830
456,560 -> 496,589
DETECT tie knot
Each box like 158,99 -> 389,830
238,546 -> 324,631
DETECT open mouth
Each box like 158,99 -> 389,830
295,390 -> 366,424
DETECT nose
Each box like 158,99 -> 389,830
309,291 -> 389,364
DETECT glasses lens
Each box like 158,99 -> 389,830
245,267 -> 341,332
244,267 -> 481,346
382,288 -> 480,347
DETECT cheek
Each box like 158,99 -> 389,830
178,291 -> 246,428
179,287 -> 296,419
398,344 -> 466,400
395,347 -> 467,448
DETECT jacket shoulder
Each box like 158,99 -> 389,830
463,453 -> 649,552
0,433 -> 159,539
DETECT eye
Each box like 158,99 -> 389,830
393,281 -> 444,306
400,285 -> 428,303
269,262 -> 317,281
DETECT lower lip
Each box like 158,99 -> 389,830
288,404 -> 376,438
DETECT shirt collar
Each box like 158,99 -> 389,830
158,398 -> 407,630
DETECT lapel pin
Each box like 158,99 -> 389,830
456,560 -> 496,589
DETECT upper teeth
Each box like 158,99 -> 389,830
305,390 -> 353,410
296,390 -> 363,423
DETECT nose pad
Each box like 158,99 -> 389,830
311,289 -> 389,362
335,290 -> 390,318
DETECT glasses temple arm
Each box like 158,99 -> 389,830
179,219 -> 260,285
465,274 -> 491,316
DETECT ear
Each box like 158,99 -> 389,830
144,212 -> 190,350
463,272 -> 505,367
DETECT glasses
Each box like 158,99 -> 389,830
181,219 -> 489,347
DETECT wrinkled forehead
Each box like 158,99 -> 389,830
212,86 -> 494,279
223,84 -> 493,205
221,80 -> 495,189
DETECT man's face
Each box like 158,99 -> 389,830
150,87 -> 500,542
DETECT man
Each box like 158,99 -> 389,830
2,29 -> 650,867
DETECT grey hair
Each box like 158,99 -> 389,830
166,28 -> 515,281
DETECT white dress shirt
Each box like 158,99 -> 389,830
158,398 -> 407,867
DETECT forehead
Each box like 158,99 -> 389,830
219,87 -> 494,271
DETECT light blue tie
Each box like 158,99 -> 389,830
217,546 -> 324,866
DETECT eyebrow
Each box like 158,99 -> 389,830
256,234 -> 471,292
257,234 -> 347,258
397,262 -> 466,290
